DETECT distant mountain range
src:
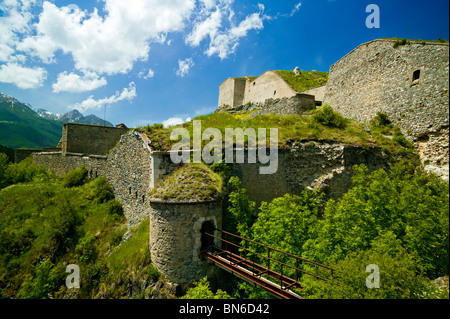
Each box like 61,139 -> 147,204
0,92 -> 114,150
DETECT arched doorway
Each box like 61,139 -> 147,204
200,221 -> 216,252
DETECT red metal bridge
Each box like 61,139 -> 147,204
201,229 -> 335,299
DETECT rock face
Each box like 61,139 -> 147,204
324,39 -> 449,181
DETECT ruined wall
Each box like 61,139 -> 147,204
218,78 -> 246,108
244,71 -> 297,105
62,123 -> 128,156
230,142 -> 388,206
105,133 -> 152,224
301,85 -> 327,103
251,93 -> 316,116
324,39 -> 449,180
33,131 -> 152,223
149,200 -> 222,286
33,152 -> 107,176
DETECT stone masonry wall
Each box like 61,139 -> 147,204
62,123 -> 128,156
149,201 -> 222,286
324,39 -> 449,180
251,93 -> 316,116
231,142 -> 388,206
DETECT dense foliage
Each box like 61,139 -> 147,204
229,161 -> 449,299
0,161 -> 162,299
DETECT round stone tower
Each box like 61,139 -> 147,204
148,164 -> 223,287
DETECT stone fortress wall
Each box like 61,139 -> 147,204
323,39 -> 449,180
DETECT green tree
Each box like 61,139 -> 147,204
249,190 -> 324,273
16,258 -> 64,299
302,232 -> 430,299
224,177 -> 255,237
181,277 -> 233,299
302,162 -> 449,278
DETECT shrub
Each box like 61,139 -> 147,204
75,235 -> 97,263
371,112 -> 392,127
104,199 -> 124,217
312,104 -> 347,129
181,277 -> 233,299
303,237 -> 429,299
61,166 -> 89,188
86,176 -> 115,203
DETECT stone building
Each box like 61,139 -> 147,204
323,38 -> 449,180
218,70 -> 325,109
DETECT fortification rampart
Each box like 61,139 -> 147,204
230,142 -> 388,206
61,123 -> 128,156
324,39 -> 449,180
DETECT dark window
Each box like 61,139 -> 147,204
273,90 -> 277,95
253,82 -> 256,86
412,69 -> 421,82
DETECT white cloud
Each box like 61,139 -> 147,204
185,9 -> 222,47
71,82 -> 137,112
186,1 -> 265,59
205,12 -> 264,59
138,68 -> 155,79
18,0 -> 196,75
0,0 -> 36,63
52,71 -> 107,93
162,116 -> 192,128
0,62 -> 47,89
176,58 -> 194,77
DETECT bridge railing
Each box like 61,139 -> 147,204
204,229 -> 335,288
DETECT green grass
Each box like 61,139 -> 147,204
149,163 -> 223,202
138,109 -> 375,152
275,70 -> 328,92
106,219 -> 150,272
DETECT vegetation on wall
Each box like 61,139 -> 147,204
275,70 -> 328,92
148,163 -> 223,202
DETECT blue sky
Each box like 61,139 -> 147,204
0,0 -> 448,128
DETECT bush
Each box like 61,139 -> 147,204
303,235 -> 429,299
104,199 -> 124,217
75,235 -> 97,263
371,112 -> 392,127
86,177 -> 115,203
61,166 -> 89,188
181,277 -> 233,299
312,104 -> 347,129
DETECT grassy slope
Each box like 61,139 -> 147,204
0,100 -> 62,149
140,111 -> 375,152
0,168 -> 161,299
275,70 -> 328,92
